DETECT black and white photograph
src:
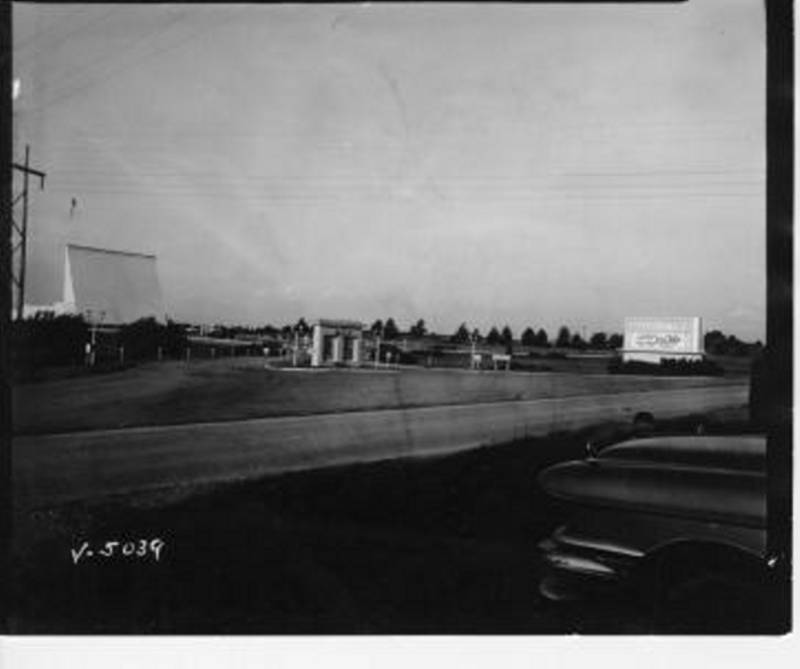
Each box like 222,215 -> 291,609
1,0 -> 792,640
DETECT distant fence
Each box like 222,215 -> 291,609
186,335 -> 268,360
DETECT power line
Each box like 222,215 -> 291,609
24,6 -> 246,114
13,6 -> 120,56
42,184 -> 763,203
22,7 -> 192,112
45,174 -> 765,191
48,166 -> 766,179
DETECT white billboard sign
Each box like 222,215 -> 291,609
623,317 -> 704,362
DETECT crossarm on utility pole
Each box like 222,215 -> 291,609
11,163 -> 46,187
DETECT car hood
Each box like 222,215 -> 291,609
598,435 -> 765,471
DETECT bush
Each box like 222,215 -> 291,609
12,314 -> 89,371
119,318 -> 188,362
509,360 -> 552,373
378,344 -> 416,365
608,356 -> 724,376
11,315 -> 191,379
162,320 -> 189,358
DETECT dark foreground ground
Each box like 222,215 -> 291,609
9,411 -> 777,635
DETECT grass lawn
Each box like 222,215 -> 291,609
12,357 -> 742,436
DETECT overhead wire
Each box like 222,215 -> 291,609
13,5 -> 121,56
14,8 -> 764,210
21,6 -> 197,113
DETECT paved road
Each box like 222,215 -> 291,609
13,384 -> 748,510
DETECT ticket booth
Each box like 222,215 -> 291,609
311,319 -> 364,367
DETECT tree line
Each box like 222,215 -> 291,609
448,322 -> 623,350
360,321 -> 761,357
194,317 -> 621,351
217,318 -> 762,357
14,313 -> 759,365
704,330 -> 763,357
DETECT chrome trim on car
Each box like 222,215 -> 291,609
543,551 -> 619,578
552,525 -> 645,559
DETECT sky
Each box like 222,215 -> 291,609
12,1 -> 766,340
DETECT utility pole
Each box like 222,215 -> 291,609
2,0 -> 14,626
470,330 -> 477,370
11,144 -> 46,320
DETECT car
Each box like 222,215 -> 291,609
536,432 -> 783,632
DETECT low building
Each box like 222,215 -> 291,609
311,319 -> 364,366
22,303 -> 69,319
622,316 -> 704,364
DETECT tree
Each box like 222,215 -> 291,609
704,330 -> 754,357
451,323 -> 470,344
163,320 -> 189,358
410,319 -> 427,338
13,314 -> 89,370
119,317 -> 188,362
704,330 -> 726,354
295,317 -> 310,335
521,327 -> 536,347
370,319 -> 384,336
556,326 -> 571,348
608,333 -> 624,349
535,328 -> 549,347
501,326 -> 514,354
589,332 -> 608,349
383,318 -> 399,340
727,334 -> 748,356
570,333 -> 586,350
486,326 -> 501,346
471,328 -> 481,342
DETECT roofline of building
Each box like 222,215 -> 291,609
623,316 -> 702,322
620,349 -> 705,355
314,318 -> 364,330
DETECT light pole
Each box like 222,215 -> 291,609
374,324 -> 383,369
85,309 -> 105,367
470,328 -> 482,370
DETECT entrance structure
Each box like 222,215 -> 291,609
622,316 -> 704,364
311,319 -> 364,367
